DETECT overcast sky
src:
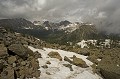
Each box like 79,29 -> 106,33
0,0 -> 120,33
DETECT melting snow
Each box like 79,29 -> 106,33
28,46 -> 103,79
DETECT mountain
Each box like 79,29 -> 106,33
0,18 -> 34,30
0,26 -> 104,79
0,19 -> 120,79
61,23 -> 98,42
44,23 -> 99,44
0,18 -> 119,45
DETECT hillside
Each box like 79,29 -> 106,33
0,21 -> 120,79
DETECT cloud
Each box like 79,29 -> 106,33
0,0 -> 120,33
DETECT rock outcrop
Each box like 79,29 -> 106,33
0,27 -> 42,79
89,48 -> 120,79
64,55 -> 88,68
48,51 -> 62,61
0,44 -> 8,57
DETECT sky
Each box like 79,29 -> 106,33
0,0 -> 120,33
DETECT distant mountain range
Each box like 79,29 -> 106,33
0,18 -> 119,45
0,18 -> 34,29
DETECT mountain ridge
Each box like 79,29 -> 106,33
0,18 -> 119,45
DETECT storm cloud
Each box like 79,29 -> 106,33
0,0 -> 120,33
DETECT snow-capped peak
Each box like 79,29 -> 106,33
59,22 -> 79,33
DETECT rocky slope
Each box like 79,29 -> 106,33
0,24 -> 120,79
0,27 -> 44,79
0,26 -> 103,79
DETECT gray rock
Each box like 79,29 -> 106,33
12,63 -> 16,67
64,56 -> 72,64
46,61 -> 51,64
63,64 -> 73,71
32,70 -> 41,78
0,63 -> 4,70
1,67 -> 15,79
8,56 -> 17,64
20,75 -> 25,79
46,72 -> 51,75
100,68 -> 120,79
78,49 -> 90,56
8,44 -> 34,59
42,65 -> 48,69
21,61 -> 26,66
34,51 -> 42,58
48,51 -> 62,61
98,56 -> 120,79
0,44 -> 8,57
72,55 -> 88,68
30,58 -> 40,69
64,55 -> 88,68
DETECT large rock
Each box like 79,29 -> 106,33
87,55 -> 99,64
98,56 -> 120,79
19,66 -> 40,78
64,56 -> 72,63
8,44 -> 34,59
0,67 -> 15,79
42,65 -> 48,69
30,58 -> 40,70
34,51 -> 42,58
32,70 -> 41,78
78,49 -> 90,56
100,68 -> 120,79
63,64 -> 73,71
64,55 -> 88,68
48,51 -> 62,61
72,55 -> 88,68
8,56 -> 17,64
0,44 -> 8,57
46,61 -> 51,64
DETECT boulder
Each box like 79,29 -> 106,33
32,70 -> 41,78
0,63 -> 4,70
8,56 -> 17,64
8,44 -> 34,59
19,66 -> 30,78
42,65 -> 48,69
21,61 -> 26,66
34,51 -> 42,58
48,51 -> 62,61
30,58 -> 40,70
63,64 -> 73,71
1,67 -> 15,79
46,72 -> 51,75
64,55 -> 88,68
19,75 -> 25,79
98,56 -> 120,79
46,61 -> 51,64
72,55 -> 88,68
100,66 -> 120,79
0,44 -> 8,57
19,66 -> 40,78
78,49 -> 90,56
87,55 -> 99,64
64,56 -> 72,63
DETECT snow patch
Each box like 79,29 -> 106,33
28,46 -> 103,79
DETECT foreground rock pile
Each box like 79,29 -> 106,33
0,27 -> 42,79
86,48 -> 120,79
